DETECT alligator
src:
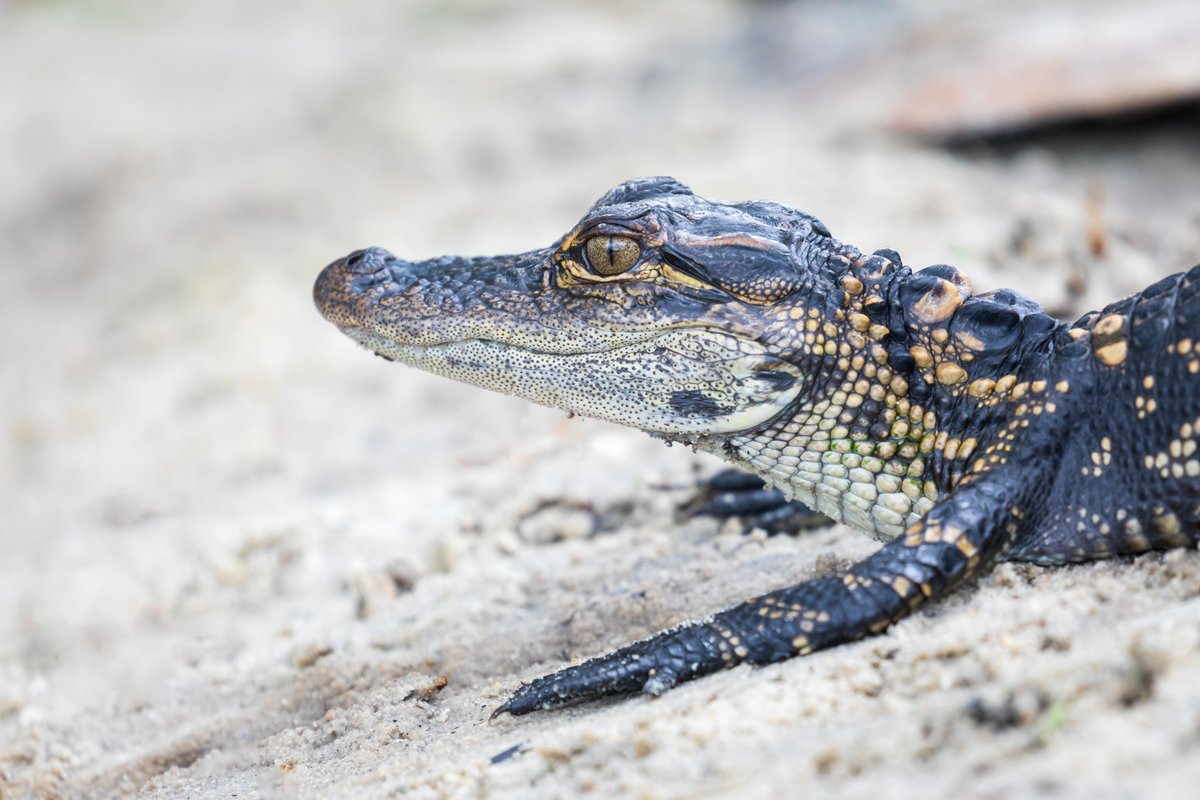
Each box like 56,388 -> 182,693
313,176 -> 1200,717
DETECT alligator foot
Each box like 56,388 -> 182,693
492,616 -> 734,718
681,468 -> 833,534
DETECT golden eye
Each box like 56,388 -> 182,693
584,236 -> 640,276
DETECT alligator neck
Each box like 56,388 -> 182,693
711,248 -> 1064,540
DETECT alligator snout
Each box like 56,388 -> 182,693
313,246 -> 404,329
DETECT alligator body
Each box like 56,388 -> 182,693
314,177 -> 1200,716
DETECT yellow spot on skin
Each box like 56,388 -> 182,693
890,576 -> 912,598
994,375 -> 1017,394
936,523 -> 965,544
841,275 -> 864,296
955,330 -> 987,352
1179,338 -> 1194,354
1056,380 -> 1070,393
1095,339 -> 1128,366
1143,375 -> 1155,390
936,362 -> 967,385
1094,314 -> 1125,337
910,346 -> 933,369
968,378 -> 995,398
910,279 -> 964,324
1152,513 -> 1182,537
955,537 -> 978,559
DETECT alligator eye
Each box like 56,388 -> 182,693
584,236 -> 641,277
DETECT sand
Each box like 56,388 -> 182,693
3,1 -> 1200,798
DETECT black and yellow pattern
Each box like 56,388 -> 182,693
313,176 -> 1200,716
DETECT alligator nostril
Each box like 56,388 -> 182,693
342,246 -> 396,275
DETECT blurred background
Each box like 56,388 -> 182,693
2,0 -> 1199,797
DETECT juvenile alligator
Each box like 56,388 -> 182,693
314,177 -> 1200,717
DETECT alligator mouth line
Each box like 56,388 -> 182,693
340,323 -> 762,361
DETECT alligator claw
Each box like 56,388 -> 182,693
682,468 -> 833,534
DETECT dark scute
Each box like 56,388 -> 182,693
863,294 -> 890,324
919,264 -> 964,284
1177,266 -> 1200,323
1020,313 -> 1059,341
1141,274 -> 1179,300
1130,294 -> 1174,351
886,341 -> 916,372
907,377 -> 932,404
950,297 -> 1023,354
669,389 -> 728,417
1056,339 -> 1092,361
593,176 -> 693,209
975,288 -> 1043,317
872,248 -> 903,267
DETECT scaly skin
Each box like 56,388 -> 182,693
314,177 -> 1200,716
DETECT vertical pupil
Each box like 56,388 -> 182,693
585,236 -> 637,275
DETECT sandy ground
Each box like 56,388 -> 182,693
3,1 -> 1200,798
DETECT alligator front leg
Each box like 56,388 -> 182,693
494,476 -> 1024,717
682,469 -> 833,534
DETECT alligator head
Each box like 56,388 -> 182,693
313,176 -> 867,439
